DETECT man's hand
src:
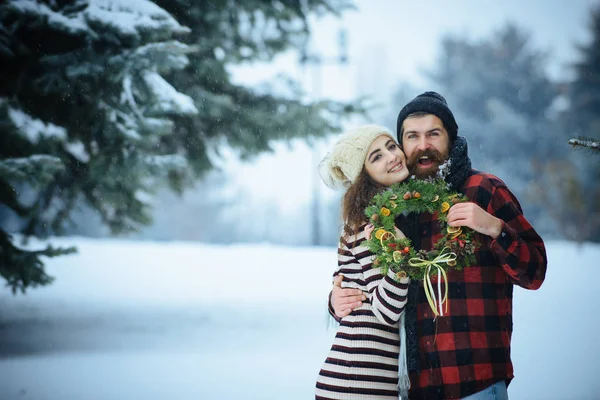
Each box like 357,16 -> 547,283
332,274 -> 367,319
447,202 -> 503,239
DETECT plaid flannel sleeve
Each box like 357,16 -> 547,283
478,175 -> 548,290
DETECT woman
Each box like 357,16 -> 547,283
316,124 -> 411,399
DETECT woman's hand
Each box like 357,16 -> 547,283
365,223 -> 375,240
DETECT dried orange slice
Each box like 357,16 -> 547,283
393,250 -> 403,263
441,202 -> 450,213
375,229 -> 387,240
447,226 -> 462,234
381,232 -> 394,241
379,231 -> 395,246
431,195 -> 439,202
396,271 -> 407,279
450,231 -> 462,240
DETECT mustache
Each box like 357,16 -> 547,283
407,148 -> 446,167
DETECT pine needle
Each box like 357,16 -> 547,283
568,137 -> 600,154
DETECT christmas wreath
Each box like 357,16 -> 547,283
364,177 -> 478,316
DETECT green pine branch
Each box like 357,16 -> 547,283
569,137 -> 600,154
0,155 -> 65,185
0,231 -> 76,294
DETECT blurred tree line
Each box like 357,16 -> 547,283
145,5 -> 600,248
383,8 -> 600,244
449,13 -> 599,243
0,0 -> 359,292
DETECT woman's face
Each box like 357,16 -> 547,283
364,135 -> 408,186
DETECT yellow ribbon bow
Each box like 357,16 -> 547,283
408,247 -> 457,318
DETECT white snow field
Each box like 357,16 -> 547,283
0,238 -> 598,400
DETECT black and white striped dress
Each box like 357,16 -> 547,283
315,227 -> 410,400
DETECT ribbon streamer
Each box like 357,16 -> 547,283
408,247 -> 457,317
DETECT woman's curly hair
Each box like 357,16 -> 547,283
341,168 -> 386,239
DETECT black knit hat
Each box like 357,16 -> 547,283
396,91 -> 459,142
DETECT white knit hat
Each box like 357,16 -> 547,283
319,124 -> 395,189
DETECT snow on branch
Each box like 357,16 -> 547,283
8,106 -> 68,144
134,190 -> 154,206
569,137 -> 600,153
109,108 -> 142,140
8,0 -> 88,35
85,0 -> 190,40
65,141 -> 90,163
130,41 -> 196,72
8,0 -> 190,43
142,71 -> 198,116
144,154 -> 188,174
5,105 -> 88,161
142,118 -> 174,136
63,41 -> 195,81
0,155 -> 64,185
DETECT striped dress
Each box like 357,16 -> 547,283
316,226 -> 410,400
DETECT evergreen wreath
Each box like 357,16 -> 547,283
364,176 -> 479,315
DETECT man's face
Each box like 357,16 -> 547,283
401,114 -> 450,179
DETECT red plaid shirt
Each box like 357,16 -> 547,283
408,170 -> 547,399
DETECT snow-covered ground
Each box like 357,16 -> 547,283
0,238 -> 598,400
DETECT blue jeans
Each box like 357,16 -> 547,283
462,381 -> 509,400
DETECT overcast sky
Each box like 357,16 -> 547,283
224,0 -> 598,211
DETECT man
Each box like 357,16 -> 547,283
329,91 -> 547,399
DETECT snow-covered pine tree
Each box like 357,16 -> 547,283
522,1 -> 600,244
426,23 -> 559,163
151,0 -> 358,173
567,5 -> 600,156
0,0 -> 359,293
0,0 -> 198,292
560,4 -> 600,241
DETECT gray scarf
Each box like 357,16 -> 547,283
446,135 -> 472,191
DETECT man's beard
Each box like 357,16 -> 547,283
407,148 -> 448,179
